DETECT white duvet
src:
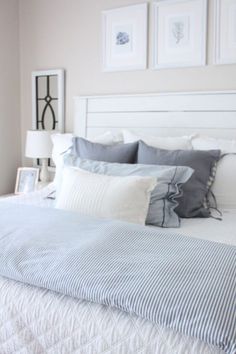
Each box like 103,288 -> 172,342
1,186 -> 234,354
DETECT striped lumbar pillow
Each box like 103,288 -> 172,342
55,167 -> 157,225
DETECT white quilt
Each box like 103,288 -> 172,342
0,186 -> 232,354
1,277 -> 223,354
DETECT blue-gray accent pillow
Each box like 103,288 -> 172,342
137,140 -> 221,218
64,155 -> 193,228
72,137 -> 138,163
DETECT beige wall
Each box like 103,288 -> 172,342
0,0 -> 21,194
19,0 -> 236,162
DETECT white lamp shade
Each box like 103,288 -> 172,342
25,130 -> 53,159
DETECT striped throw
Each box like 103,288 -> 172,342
0,203 -> 235,354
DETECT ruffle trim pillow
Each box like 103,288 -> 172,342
63,155 -> 193,228
137,140 -> 221,218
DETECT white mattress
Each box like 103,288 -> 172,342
7,184 -> 236,246
1,186 -> 234,354
173,210 -> 236,246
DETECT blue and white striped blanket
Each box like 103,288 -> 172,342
0,203 -> 235,354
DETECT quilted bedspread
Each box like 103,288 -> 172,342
0,276 -> 224,354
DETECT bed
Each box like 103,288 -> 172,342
1,91 -> 236,354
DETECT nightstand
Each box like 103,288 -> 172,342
0,193 -> 15,199
36,182 -> 51,190
0,182 -> 50,200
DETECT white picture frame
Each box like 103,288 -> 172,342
214,0 -> 236,65
102,3 -> 148,72
15,168 -> 39,195
153,0 -> 207,69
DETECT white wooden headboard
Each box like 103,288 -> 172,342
73,91 -> 236,140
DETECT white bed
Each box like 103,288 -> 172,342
1,91 -> 236,354
1,187 -> 235,354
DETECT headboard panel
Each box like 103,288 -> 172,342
74,91 -> 236,140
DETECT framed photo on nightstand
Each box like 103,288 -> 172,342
15,167 -> 39,195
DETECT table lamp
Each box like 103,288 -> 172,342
25,130 -> 53,183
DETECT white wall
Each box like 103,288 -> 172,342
19,0 -> 236,163
0,0 -> 21,194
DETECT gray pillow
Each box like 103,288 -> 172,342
137,140 -> 221,218
72,137 -> 138,163
64,155 -> 193,228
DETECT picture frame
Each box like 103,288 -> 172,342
153,0 -> 207,69
15,168 -> 39,195
214,0 -> 236,65
102,3 -> 148,72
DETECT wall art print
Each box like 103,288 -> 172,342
153,0 -> 207,69
214,0 -> 236,64
103,3 -> 148,71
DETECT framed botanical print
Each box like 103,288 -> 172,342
102,3 -> 148,72
153,0 -> 207,69
214,0 -> 236,65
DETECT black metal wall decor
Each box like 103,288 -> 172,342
36,75 -> 57,130
32,69 -> 65,167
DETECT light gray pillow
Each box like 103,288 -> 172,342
63,155 -> 193,228
137,140 -> 221,218
72,137 -> 138,163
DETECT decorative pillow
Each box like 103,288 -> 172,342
56,167 -> 157,225
137,140 -> 221,218
72,137 -> 138,163
192,136 -> 236,208
63,156 -> 193,228
123,129 -> 193,150
51,132 -> 121,188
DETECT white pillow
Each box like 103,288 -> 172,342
51,133 -> 73,167
51,132 -> 120,188
56,167 -> 157,225
192,135 -> 236,208
192,136 -> 236,153
123,130 -> 193,150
